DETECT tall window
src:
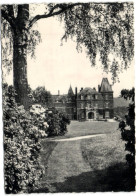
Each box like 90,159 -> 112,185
95,103 -> 98,108
105,102 -> 109,108
105,111 -> 109,118
105,94 -> 108,100
82,112 -> 84,118
95,94 -> 98,99
91,103 -> 93,108
81,95 -> 84,100
81,103 -> 84,109
87,103 -> 91,108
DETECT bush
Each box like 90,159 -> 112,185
45,108 -> 70,137
3,84 -> 45,193
119,88 -> 135,169
3,83 -> 70,193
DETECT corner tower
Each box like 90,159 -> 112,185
66,85 -> 76,120
100,78 -> 114,119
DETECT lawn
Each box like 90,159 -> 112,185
67,120 -> 119,137
80,132 -> 135,191
46,120 -> 119,140
36,121 -> 135,192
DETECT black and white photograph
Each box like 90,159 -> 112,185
0,0 -> 136,194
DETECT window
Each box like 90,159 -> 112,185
87,103 -> 90,108
81,95 -> 84,100
81,103 -> 84,109
81,112 -> 84,118
91,103 -> 93,108
87,95 -> 91,100
105,111 -> 109,118
95,95 -> 98,100
95,103 -> 98,108
105,102 -> 109,108
105,95 -> 108,100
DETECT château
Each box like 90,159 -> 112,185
52,78 -> 114,121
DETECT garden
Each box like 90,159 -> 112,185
3,83 -> 70,193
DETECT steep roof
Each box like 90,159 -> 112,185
100,78 -> 113,92
79,87 -> 98,95
68,85 -> 74,96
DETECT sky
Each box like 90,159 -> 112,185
4,3 -> 134,98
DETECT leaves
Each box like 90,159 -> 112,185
3,84 -> 45,193
119,88 -> 135,168
27,29 -> 42,58
32,86 -> 53,107
3,84 -> 70,193
60,2 -> 134,82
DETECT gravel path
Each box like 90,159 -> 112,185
48,133 -> 105,141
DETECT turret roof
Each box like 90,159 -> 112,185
68,85 -> 74,96
100,78 -> 113,92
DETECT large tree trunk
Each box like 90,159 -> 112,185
13,5 -> 29,109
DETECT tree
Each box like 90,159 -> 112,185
119,88 -> 135,169
33,86 -> 53,107
1,3 -> 134,108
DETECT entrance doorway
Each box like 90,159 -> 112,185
88,112 -> 94,119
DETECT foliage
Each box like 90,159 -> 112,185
3,84 -> 46,193
3,83 -> 70,192
119,88 -> 135,169
32,86 -> 53,107
60,2 -> 134,81
1,3 -> 134,83
45,108 -> 70,137
114,107 -> 128,120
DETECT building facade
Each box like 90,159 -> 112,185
53,78 -> 114,121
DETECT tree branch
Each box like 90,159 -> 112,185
28,3 -> 86,29
1,8 -> 15,29
7,5 -> 14,18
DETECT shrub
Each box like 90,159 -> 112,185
45,108 -> 70,137
119,88 -> 135,169
3,83 -> 70,193
3,84 -> 45,193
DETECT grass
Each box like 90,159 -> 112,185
32,140 -> 58,193
80,131 -> 135,191
67,121 -> 119,137
50,131 -> 135,192
81,131 -> 126,170
36,121 -> 135,192
46,121 -> 119,140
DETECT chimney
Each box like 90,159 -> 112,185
98,85 -> 101,92
80,87 -> 83,92
58,90 -> 60,96
75,87 -> 77,97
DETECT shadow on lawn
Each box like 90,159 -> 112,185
31,140 -> 58,193
51,162 -> 135,192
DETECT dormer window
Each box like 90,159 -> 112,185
87,95 -> 91,100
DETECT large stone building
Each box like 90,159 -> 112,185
53,78 -> 114,121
